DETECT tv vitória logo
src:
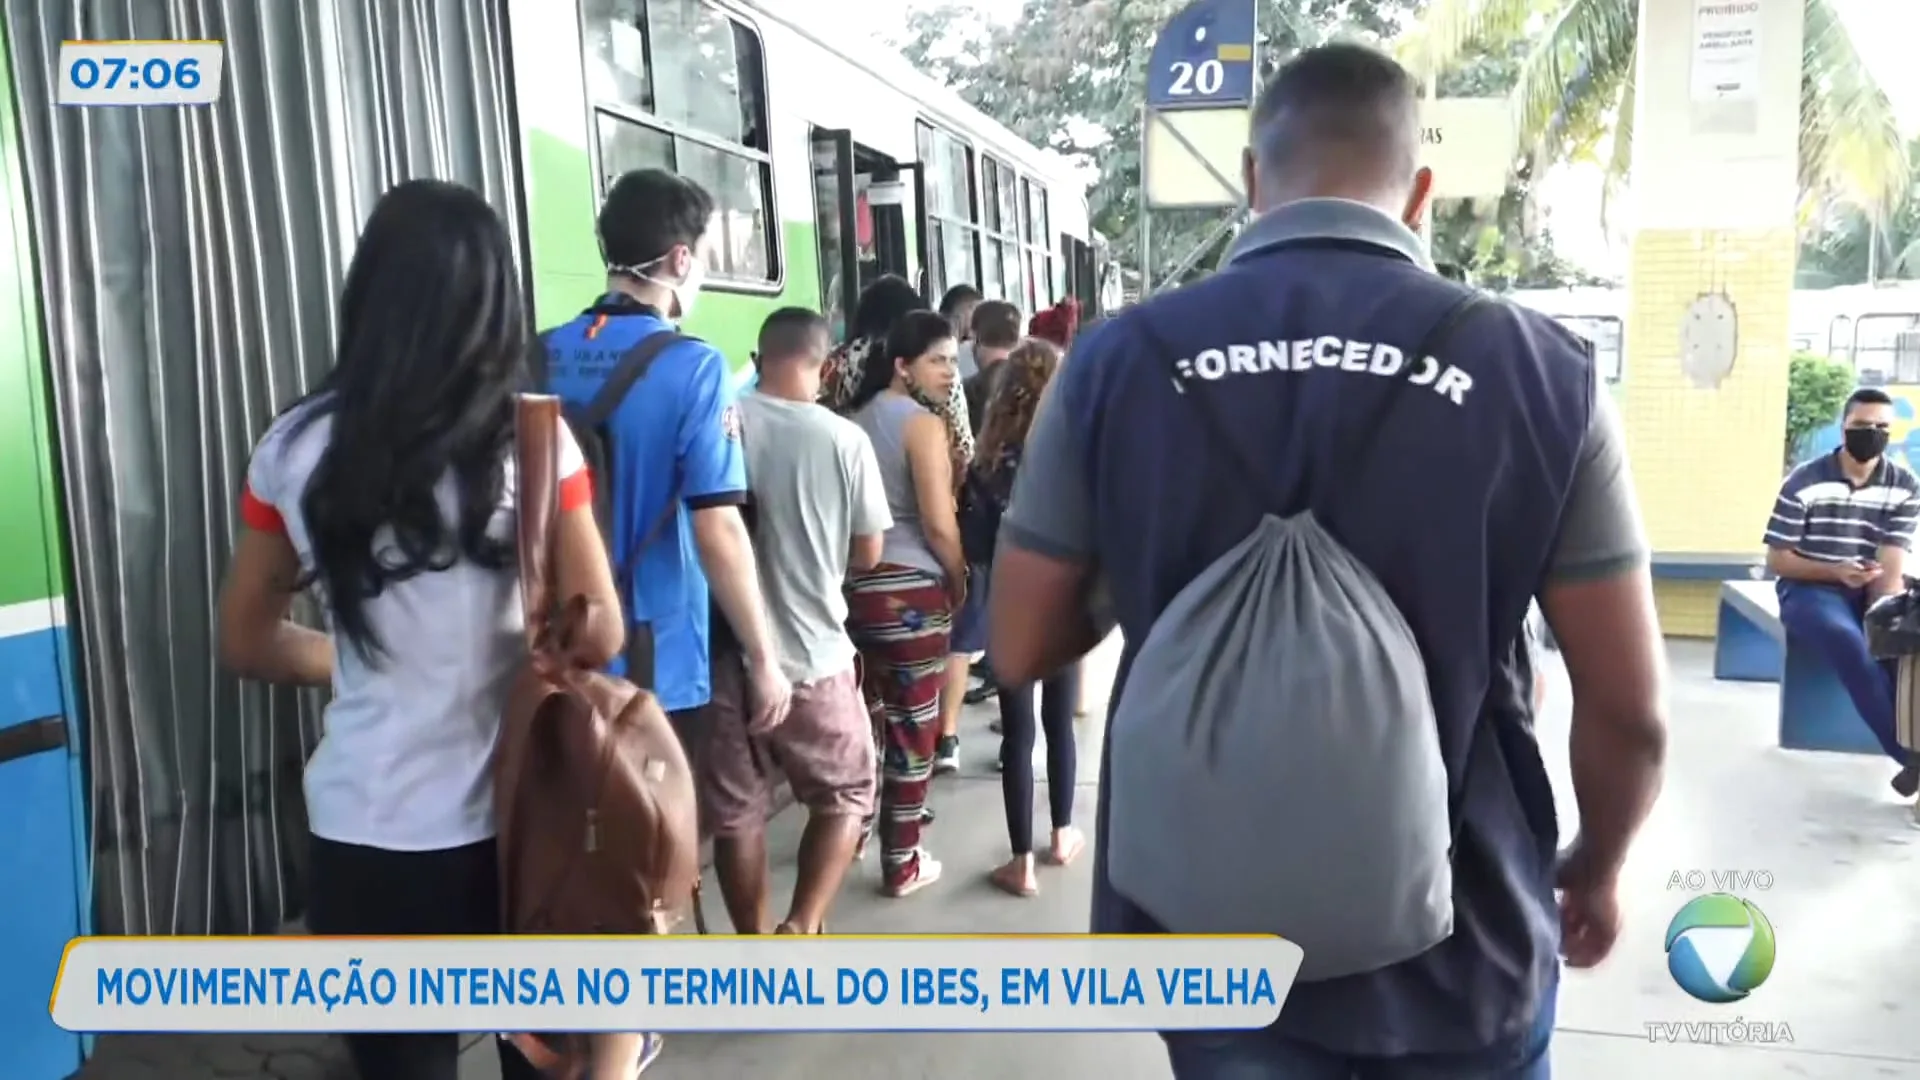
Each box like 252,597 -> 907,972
1664,893 -> 1776,1003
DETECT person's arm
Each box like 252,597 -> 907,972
847,431 -> 891,573
550,423 -> 624,667
990,359 -> 1104,685
218,458 -> 333,686
905,411 -> 965,584
677,348 -> 778,667
1873,488 -> 1920,597
1538,394 -> 1667,884
1762,475 -> 1846,584
1766,546 -> 1848,584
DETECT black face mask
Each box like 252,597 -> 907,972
1845,427 -> 1890,463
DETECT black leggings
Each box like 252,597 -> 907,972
997,664 -> 1080,855
306,835 -> 542,1080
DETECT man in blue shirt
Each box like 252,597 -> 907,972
542,169 -> 791,739
1766,387 -> 1920,791
991,44 -> 1668,1078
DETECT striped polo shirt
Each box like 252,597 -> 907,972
1765,451 -> 1920,563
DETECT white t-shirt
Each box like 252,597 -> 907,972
241,399 -> 590,852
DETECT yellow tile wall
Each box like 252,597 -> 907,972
1620,228 -> 1795,637
1654,580 -> 1721,638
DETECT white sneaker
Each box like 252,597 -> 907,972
933,735 -> 960,774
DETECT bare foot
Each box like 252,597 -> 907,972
1046,826 -> 1086,867
991,854 -> 1039,897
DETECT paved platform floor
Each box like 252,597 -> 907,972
75,639 -> 1920,1078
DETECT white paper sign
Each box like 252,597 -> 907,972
1690,0 -> 1762,104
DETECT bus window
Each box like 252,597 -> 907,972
1021,179 -> 1055,310
918,120 -> 980,298
1854,314 -> 1920,384
584,0 -> 780,286
979,156 -> 1019,301
1556,316 -> 1623,383
1828,315 -> 1854,364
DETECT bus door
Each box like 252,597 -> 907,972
907,162 -> 933,301
1067,237 -> 1096,314
809,128 -> 860,339
811,129 -> 916,327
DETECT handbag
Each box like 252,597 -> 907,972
494,394 -> 702,1076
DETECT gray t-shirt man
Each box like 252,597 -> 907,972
739,391 -> 892,684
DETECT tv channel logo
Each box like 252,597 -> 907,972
1664,893 -> 1776,1003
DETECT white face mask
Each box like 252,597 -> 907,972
666,257 -> 707,320
615,247 -> 706,321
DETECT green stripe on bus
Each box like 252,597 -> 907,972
0,34 -> 67,610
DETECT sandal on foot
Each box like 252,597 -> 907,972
883,851 -> 943,898
1046,828 -> 1086,867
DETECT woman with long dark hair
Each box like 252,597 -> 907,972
844,310 -> 968,898
968,339 -> 1084,897
823,274 -> 975,477
216,180 -> 649,1079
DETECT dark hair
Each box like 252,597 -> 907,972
1251,42 -> 1419,181
1846,387 -> 1895,417
757,306 -> 830,363
598,168 -> 715,271
847,310 -> 954,413
293,180 -> 525,661
970,300 -> 1023,349
939,284 -> 983,318
852,274 -> 928,341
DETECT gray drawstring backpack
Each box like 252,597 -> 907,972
1107,293 -> 1489,983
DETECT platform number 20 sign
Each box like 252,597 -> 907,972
1166,59 -> 1226,97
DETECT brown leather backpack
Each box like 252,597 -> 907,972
494,395 -> 701,1072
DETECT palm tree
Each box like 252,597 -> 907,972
1399,0 -> 1909,223
1797,139 -> 1920,285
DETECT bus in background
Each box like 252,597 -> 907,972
1506,286 -> 1627,388
1791,282 -> 1920,383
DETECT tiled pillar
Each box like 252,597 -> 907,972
1620,0 -> 1802,636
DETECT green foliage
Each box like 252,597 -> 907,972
1404,0 -> 1909,224
892,0 -> 1410,287
1786,350 -> 1855,464
1797,139 -> 1920,287
893,0 -> 1592,289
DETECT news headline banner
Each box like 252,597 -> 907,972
53,935 -> 1302,1034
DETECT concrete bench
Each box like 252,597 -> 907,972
1654,553 -> 1768,582
1714,580 -> 1881,755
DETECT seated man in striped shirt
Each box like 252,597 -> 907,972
1767,387 -> 1920,794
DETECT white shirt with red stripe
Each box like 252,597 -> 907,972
241,398 -> 591,852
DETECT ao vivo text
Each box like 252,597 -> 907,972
1667,869 -> 1775,891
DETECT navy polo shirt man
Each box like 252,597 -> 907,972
990,44 -> 1669,1078
542,168 -> 792,735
